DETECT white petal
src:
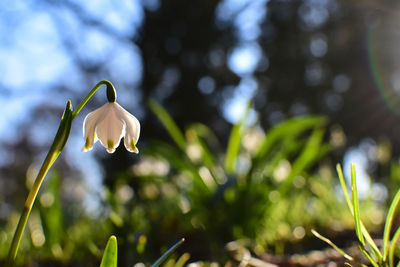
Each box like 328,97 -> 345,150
114,103 -> 140,153
95,104 -> 125,154
81,103 -> 108,152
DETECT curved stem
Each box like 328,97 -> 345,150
72,80 -> 115,120
7,81 -> 114,266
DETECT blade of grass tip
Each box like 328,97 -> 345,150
337,164 -> 353,211
311,229 -> 354,261
383,188 -> 400,262
225,102 -> 250,174
100,235 -> 118,267
151,238 -> 185,267
389,226 -> 400,267
351,163 -> 365,246
351,165 -> 382,266
148,99 -> 186,151
337,164 -> 382,260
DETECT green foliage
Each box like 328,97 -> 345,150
100,236 -> 117,267
1,101 -> 395,265
224,102 -> 250,174
314,164 -> 400,267
135,101 -> 353,256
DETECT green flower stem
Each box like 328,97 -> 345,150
7,81 -> 114,266
6,149 -> 60,266
72,80 -> 116,119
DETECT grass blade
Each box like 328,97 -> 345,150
279,127 -> 328,195
383,188 -> 400,262
148,99 -> 186,150
337,164 -> 353,212
349,164 -> 381,265
360,249 -> 380,267
100,235 -> 118,267
337,164 -> 382,261
389,226 -> 400,267
151,238 -> 185,267
225,103 -> 250,174
350,163 -> 365,246
311,229 -> 354,261
255,116 -> 325,159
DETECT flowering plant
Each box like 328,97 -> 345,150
6,80 -> 140,266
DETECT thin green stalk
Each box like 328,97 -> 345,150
350,164 -> 385,266
225,102 -> 250,174
6,150 -> 59,265
389,226 -> 400,267
360,248 -> 380,267
337,164 -> 353,209
72,80 -> 115,119
151,238 -> 185,267
337,164 -> 382,261
147,99 -> 186,150
383,188 -> 400,262
311,229 -> 354,261
350,163 -> 365,246
7,80 -> 113,266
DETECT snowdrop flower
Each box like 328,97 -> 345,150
82,102 -> 140,154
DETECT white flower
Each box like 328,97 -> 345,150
82,102 -> 140,154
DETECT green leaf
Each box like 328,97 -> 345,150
311,229 -> 354,261
336,164 -> 353,212
225,103 -> 250,174
383,188 -> 400,261
148,141 -> 211,192
256,115 -> 325,159
361,249 -> 380,267
100,235 -> 118,267
350,163 -> 365,246
349,164 -> 381,266
148,99 -> 186,150
279,127 -> 328,195
389,226 -> 400,267
53,100 -> 73,153
175,252 -> 190,267
186,125 -> 216,167
336,164 -> 382,261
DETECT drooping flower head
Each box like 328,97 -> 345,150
81,85 -> 140,153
